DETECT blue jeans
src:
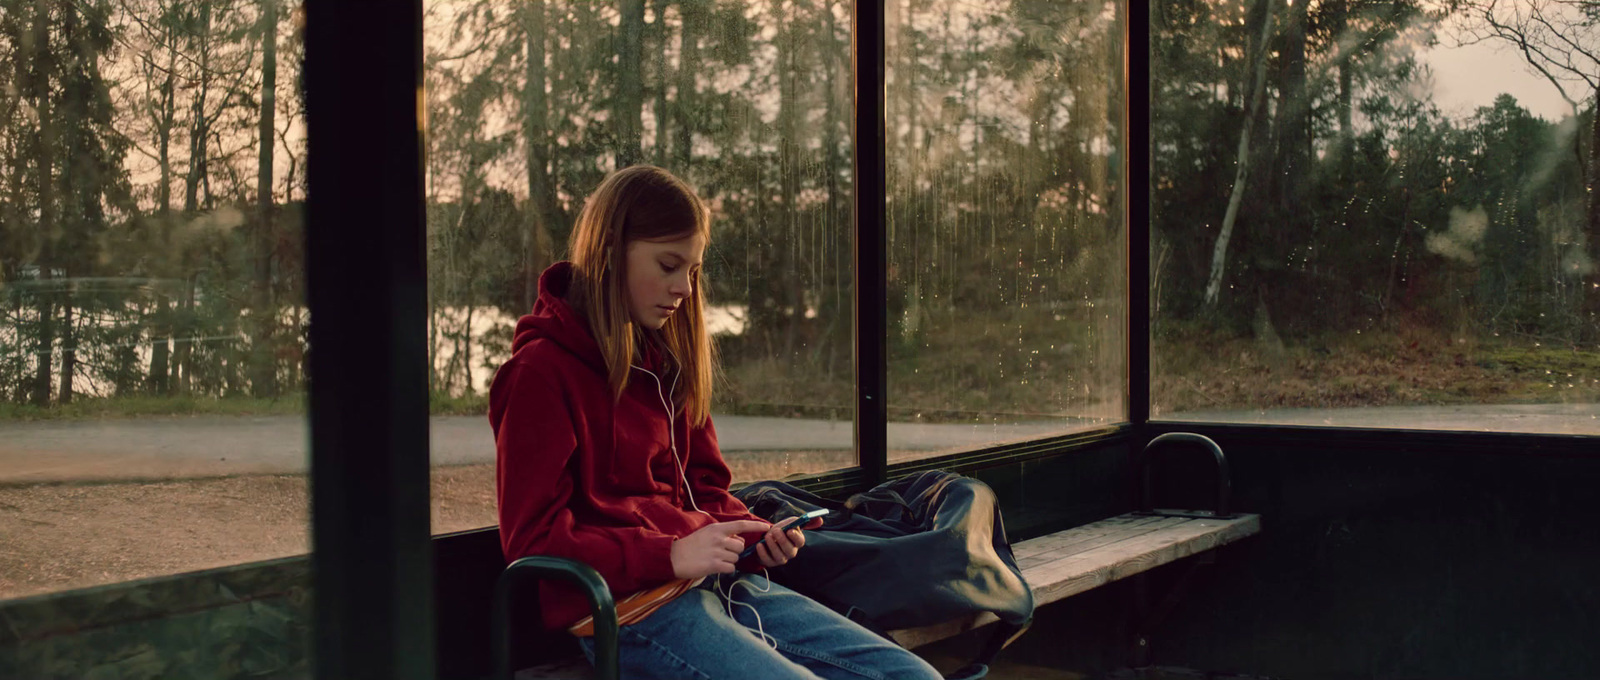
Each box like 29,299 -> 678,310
577,572 -> 943,680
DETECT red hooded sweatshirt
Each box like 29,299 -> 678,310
490,262 -> 765,630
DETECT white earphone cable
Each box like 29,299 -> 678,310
715,569 -> 778,650
636,340 -> 768,644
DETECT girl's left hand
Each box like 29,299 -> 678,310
755,515 -> 824,568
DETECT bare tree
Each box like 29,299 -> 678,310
1452,0 -> 1600,322
252,0 -> 279,397
1453,0 -> 1599,115
1205,0 -> 1277,308
28,0 -> 57,406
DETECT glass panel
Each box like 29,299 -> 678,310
424,0 -> 855,535
0,0 -> 308,599
1151,0 -> 1600,434
885,0 -> 1128,462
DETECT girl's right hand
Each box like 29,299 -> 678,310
670,520 -> 771,579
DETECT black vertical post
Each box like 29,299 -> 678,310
854,1 -> 888,486
1126,7 -> 1156,656
304,1 -> 434,679
1126,0 -> 1152,434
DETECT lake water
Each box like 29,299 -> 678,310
2,302 -> 749,400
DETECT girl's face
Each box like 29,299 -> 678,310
623,232 -> 706,330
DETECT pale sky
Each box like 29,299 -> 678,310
1421,38 -> 1575,121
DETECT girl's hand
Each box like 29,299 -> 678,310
755,515 -> 824,568
671,520 -> 771,579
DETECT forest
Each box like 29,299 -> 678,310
1,0 -> 1594,423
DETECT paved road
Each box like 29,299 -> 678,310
1161,403 -> 1600,433
1,404 -> 1595,483
0,414 -> 1094,483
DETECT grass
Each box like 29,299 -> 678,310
0,391 -> 494,421
715,304 -> 1123,424
7,314 -> 1597,422
1152,321 -> 1600,414
430,391 -> 490,416
0,394 -> 309,421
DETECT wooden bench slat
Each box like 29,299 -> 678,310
891,513 -> 1260,649
1011,514 -> 1174,561
1014,516 -> 1192,569
1027,515 -> 1260,607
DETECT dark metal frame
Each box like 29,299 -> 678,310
854,0 -> 890,488
304,0 -> 434,679
849,0 -> 1139,490
1127,0 -> 1153,436
1146,421 -> 1600,458
299,0 -> 1600,677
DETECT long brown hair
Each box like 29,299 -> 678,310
566,165 -> 716,426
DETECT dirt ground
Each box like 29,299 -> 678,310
0,465 -> 500,601
0,451 -> 857,601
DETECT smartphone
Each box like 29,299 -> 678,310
739,508 -> 828,560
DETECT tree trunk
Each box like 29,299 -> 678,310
149,17 -> 176,396
428,304 -> 440,393
776,0 -> 802,358
822,0 -> 840,223
673,0 -> 701,168
32,279 -> 54,407
1204,0 -> 1276,308
1585,84 -> 1600,337
158,41 -> 175,219
1339,61 -> 1353,175
185,0 -> 211,218
652,0 -> 669,166
1275,0 -> 1311,216
173,273 -> 196,395
616,0 -> 645,167
253,0 -> 279,398
462,304 -> 475,394
819,0 -> 844,374
1330,0 -> 1354,179
149,296 -> 171,394
30,0 -> 55,407
522,0 -> 552,311
176,1 -> 211,395
58,281 -> 75,404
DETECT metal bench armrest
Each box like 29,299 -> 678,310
492,556 -> 618,680
1140,432 -> 1233,518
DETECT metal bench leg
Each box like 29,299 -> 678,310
1129,553 -> 1216,667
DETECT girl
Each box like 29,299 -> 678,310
490,165 -> 943,680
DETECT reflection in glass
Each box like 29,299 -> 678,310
885,0 -> 1129,461
0,0 -> 308,599
423,0 -> 855,533
1151,0 -> 1600,434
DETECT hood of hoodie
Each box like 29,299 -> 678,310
513,262 -> 670,375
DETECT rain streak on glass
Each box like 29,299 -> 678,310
884,0 -> 1129,462
422,0 -> 857,530
0,0 -> 311,603
1150,0 -> 1600,434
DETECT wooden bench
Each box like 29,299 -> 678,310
509,510 -> 1260,679
503,432 -> 1259,679
890,510 -> 1260,649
